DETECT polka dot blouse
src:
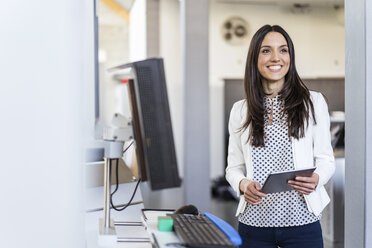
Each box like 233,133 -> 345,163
238,95 -> 320,227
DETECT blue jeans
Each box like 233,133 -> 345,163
238,221 -> 324,248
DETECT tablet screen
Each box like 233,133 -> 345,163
261,167 -> 316,194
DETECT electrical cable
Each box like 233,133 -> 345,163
111,141 -> 135,196
110,141 -> 141,211
111,178 -> 141,211
111,159 -> 120,196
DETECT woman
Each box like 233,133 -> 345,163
226,25 -> 335,248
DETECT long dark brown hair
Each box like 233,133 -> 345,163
242,24 -> 316,147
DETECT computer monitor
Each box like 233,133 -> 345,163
110,58 -> 181,190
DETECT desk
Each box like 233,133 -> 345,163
85,182 -> 181,248
86,204 -> 151,248
86,206 -> 184,248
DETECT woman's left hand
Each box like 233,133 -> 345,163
287,173 -> 319,195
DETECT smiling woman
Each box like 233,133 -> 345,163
225,25 -> 335,248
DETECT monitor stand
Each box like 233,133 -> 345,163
98,140 -> 125,246
98,157 -> 117,246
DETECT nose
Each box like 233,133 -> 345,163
271,51 -> 280,62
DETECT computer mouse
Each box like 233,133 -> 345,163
174,204 -> 199,215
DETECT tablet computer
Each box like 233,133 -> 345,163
261,167 -> 316,194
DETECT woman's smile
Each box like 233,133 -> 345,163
267,64 -> 283,72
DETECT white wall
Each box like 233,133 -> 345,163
130,0 -> 147,61
0,0 -> 90,247
209,2 -> 345,178
99,2 -> 130,67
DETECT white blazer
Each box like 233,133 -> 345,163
226,91 -> 335,217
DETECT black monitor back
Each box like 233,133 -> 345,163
126,58 -> 181,190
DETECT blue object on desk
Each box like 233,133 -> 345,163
204,212 -> 242,246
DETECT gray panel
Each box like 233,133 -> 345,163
181,0 -> 210,212
224,79 -> 245,131
146,0 -> 159,57
365,0 -> 372,246
302,78 -> 345,112
345,0 -> 366,247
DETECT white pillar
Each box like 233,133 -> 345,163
0,0 -> 88,247
181,0 -> 210,212
345,0 -> 372,247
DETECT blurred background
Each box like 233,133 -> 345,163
95,0 -> 345,247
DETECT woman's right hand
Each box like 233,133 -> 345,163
239,179 -> 267,205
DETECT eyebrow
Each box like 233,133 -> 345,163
260,45 -> 288,48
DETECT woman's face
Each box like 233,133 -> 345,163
257,31 -> 290,85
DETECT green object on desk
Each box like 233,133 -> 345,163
158,216 -> 173,231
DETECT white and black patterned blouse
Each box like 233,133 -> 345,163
238,95 -> 320,227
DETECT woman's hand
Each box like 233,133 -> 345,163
239,179 -> 267,205
287,173 -> 319,195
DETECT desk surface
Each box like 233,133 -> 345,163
86,206 -> 184,248
85,182 -> 181,248
86,204 -> 152,248
142,210 -> 180,247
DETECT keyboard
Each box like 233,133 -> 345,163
171,213 -> 242,248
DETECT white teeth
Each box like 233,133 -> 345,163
269,65 -> 281,70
